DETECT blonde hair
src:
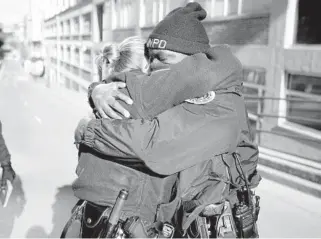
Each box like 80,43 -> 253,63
96,36 -> 146,74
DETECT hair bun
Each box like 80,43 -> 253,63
102,45 -> 114,64
95,44 -> 118,69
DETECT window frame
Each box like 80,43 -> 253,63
139,0 -> 146,27
113,0 -> 136,29
82,12 -> 92,35
83,48 -> 92,70
242,67 -> 267,136
188,0 -> 270,20
139,0 -> 170,28
295,0 -> 321,46
278,71 -> 321,140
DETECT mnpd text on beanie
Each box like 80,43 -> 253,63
146,2 -> 210,55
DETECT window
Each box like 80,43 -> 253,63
71,65 -> 78,75
65,63 -> 71,71
51,69 -> 57,83
66,46 -> 71,61
63,46 -> 68,62
228,0 -> 239,15
158,0 -> 167,22
52,25 -> 57,36
60,22 -> 64,36
58,46 -> 64,60
97,4 -> 104,41
65,20 -> 70,36
248,118 -> 257,140
241,0 -> 272,15
242,68 -> 266,134
285,74 -> 321,131
139,0 -> 146,27
144,0 -> 154,26
72,17 -> 80,35
152,1 -> 158,24
75,48 -> 80,64
60,46 -> 64,61
81,69 -> 92,82
65,77 -> 71,89
82,13 -> 91,35
51,46 -> 56,59
70,0 -> 77,7
81,86 -> 88,93
296,0 -> 321,44
140,0 -> 169,27
72,80 -> 80,92
213,0 -> 225,17
189,0 -> 271,19
83,48 -> 92,69
70,46 -> 75,64
114,0 -> 136,29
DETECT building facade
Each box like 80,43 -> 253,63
43,0 -> 101,92
43,0 -> 321,161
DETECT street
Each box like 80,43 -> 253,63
0,59 -> 321,238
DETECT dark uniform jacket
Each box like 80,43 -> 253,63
0,120 -> 11,165
75,45 -> 261,228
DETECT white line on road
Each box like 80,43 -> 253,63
34,116 -> 42,124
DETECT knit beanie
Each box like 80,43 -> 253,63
146,2 -> 210,55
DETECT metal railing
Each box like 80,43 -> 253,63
243,95 -> 321,145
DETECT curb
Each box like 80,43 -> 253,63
258,147 -> 321,198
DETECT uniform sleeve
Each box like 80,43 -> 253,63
82,100 -> 239,175
126,49 -> 241,118
0,121 -> 11,165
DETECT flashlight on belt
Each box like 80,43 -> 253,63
103,189 -> 129,238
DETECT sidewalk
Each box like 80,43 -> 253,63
256,178 -> 321,238
31,79 -> 91,115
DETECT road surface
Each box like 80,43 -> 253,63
0,59 -> 321,238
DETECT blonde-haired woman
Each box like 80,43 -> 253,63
75,36 -> 149,140
96,36 -> 149,78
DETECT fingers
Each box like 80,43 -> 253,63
0,180 -> 7,189
109,100 -> 130,118
112,81 -> 127,89
97,107 -> 109,119
91,82 -> 132,119
116,91 -> 133,105
101,103 -> 122,119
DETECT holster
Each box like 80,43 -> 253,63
60,200 -> 86,238
81,201 -> 113,238
185,191 -> 260,238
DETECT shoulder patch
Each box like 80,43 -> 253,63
185,91 -> 216,105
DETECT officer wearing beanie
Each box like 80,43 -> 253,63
146,2 -> 210,55
71,2 -> 260,237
